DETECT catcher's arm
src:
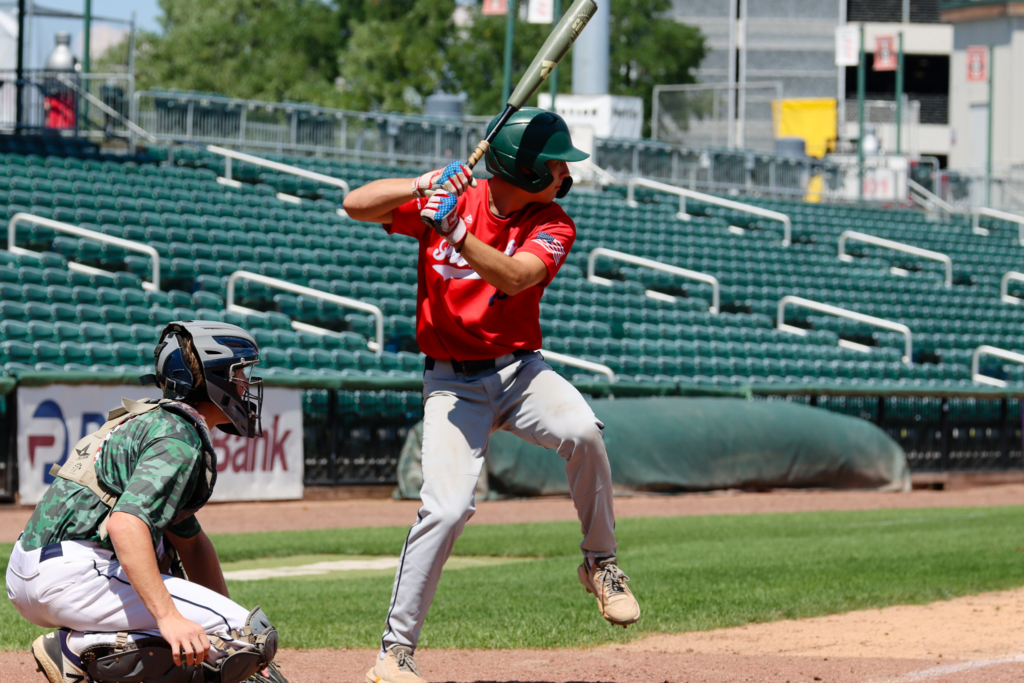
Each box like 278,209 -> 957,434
168,528 -> 229,598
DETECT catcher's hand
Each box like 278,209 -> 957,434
412,161 -> 475,199
421,191 -> 467,250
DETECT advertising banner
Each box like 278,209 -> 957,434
527,0 -> 553,23
482,0 -> 507,15
966,46 -> 987,82
834,26 -> 860,67
873,36 -> 896,71
17,385 -> 303,505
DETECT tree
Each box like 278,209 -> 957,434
609,0 -> 706,134
335,0 -> 457,113
117,0 -> 346,104
445,5 -> 573,117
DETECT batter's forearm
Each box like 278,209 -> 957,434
108,512 -> 180,621
342,178 -> 417,224
459,236 -> 547,296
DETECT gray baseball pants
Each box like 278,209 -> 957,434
380,351 -> 617,653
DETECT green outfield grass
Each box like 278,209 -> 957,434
3,505 -> 1024,650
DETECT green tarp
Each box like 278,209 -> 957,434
397,397 -> 910,499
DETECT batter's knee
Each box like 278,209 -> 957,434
556,420 -> 606,459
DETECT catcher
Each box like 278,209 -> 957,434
6,321 -> 284,683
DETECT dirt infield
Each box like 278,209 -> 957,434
3,485 -> 1024,682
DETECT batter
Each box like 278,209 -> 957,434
6,321 -> 285,683
344,107 -> 641,683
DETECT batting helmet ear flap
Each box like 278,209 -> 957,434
556,176 -> 574,198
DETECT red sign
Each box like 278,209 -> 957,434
966,46 -> 988,82
482,0 -> 507,14
873,36 -> 896,71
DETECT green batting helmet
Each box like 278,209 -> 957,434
484,107 -> 588,197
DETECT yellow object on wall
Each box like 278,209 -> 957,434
772,98 -> 837,159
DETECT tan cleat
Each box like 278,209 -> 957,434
31,630 -> 86,683
578,557 -> 641,627
365,646 -> 426,683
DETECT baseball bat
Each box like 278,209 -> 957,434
422,0 -> 597,234
465,0 -> 599,170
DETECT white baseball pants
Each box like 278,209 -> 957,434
6,538 -> 250,659
380,351 -> 617,653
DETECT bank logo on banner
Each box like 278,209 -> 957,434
18,385 -> 304,505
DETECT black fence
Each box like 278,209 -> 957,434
302,389 -> 423,486
754,392 -> 1023,473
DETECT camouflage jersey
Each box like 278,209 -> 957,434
20,408 -> 207,552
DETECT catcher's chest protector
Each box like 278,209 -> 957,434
48,397 -> 218,539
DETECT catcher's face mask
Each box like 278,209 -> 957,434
154,321 -> 265,438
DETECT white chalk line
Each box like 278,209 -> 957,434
876,653 -> 1024,682
223,557 -> 400,581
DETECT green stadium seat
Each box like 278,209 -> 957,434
34,340 -> 63,364
131,324 -> 160,344
27,320 -> 57,343
0,320 -> 31,342
1,340 -> 36,365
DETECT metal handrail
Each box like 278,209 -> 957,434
972,207 -> 1024,244
777,295 -> 913,364
207,145 -> 350,197
837,230 -> 953,287
625,177 -> 793,246
971,345 -> 1024,387
907,178 -> 957,218
540,349 -> 616,383
53,73 -> 158,144
586,247 -> 720,314
1000,271 -> 1024,305
226,271 -> 383,353
7,213 -> 161,291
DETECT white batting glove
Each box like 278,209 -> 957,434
421,191 -> 468,250
411,161 -> 475,198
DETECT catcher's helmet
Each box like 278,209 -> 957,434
484,107 -> 588,197
153,320 -> 264,438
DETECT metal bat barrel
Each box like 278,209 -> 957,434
508,0 -> 598,109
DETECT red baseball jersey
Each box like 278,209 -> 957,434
385,180 -> 575,361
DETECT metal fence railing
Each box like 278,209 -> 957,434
0,70 -> 135,140
755,392 -> 1023,474
134,90 -> 488,168
302,389 -> 423,485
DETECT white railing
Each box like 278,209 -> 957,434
625,177 -> 793,246
1000,271 -> 1024,305
907,178 -> 957,219
207,145 -> 350,197
972,207 -> 1024,244
971,345 -> 1024,387
540,349 -> 616,383
226,271 -> 383,353
586,247 -> 720,314
7,213 -> 161,291
837,230 -> 953,288
777,295 -> 913,364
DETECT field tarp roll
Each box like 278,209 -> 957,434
398,397 -> 910,498
488,397 -> 909,495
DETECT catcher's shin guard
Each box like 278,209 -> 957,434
81,636 -> 205,683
